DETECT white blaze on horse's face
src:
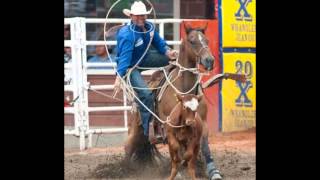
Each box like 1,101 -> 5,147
198,33 -> 206,48
183,98 -> 199,112
198,33 -> 202,42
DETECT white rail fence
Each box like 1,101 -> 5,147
64,17 -> 184,150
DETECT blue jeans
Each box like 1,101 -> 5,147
129,50 -> 169,136
201,136 -> 218,169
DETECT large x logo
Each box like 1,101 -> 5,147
235,0 -> 252,21
235,80 -> 252,107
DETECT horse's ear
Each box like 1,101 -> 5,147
198,23 -> 208,34
196,95 -> 203,102
203,22 -> 208,33
183,22 -> 192,34
199,29 -> 205,34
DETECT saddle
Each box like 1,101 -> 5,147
148,63 -> 176,100
147,63 -> 185,144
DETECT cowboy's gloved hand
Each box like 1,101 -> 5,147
112,76 -> 122,98
166,49 -> 178,60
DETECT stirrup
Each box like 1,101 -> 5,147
150,135 -> 165,145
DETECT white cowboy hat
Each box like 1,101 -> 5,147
123,1 -> 152,17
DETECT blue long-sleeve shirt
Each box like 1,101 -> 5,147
116,21 -> 168,77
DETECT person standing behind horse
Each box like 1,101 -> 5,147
114,1 -> 178,139
88,45 -> 115,69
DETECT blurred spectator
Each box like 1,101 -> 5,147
87,45 -> 116,69
64,47 -> 72,63
64,25 -> 72,63
64,25 -> 70,39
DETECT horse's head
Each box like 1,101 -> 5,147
169,94 -> 203,127
183,23 -> 215,71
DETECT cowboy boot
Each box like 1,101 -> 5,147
151,122 -> 163,144
207,162 -> 222,180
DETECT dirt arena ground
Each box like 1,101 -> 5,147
64,128 -> 255,180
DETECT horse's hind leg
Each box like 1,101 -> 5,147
124,132 -> 135,160
124,111 -> 142,160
